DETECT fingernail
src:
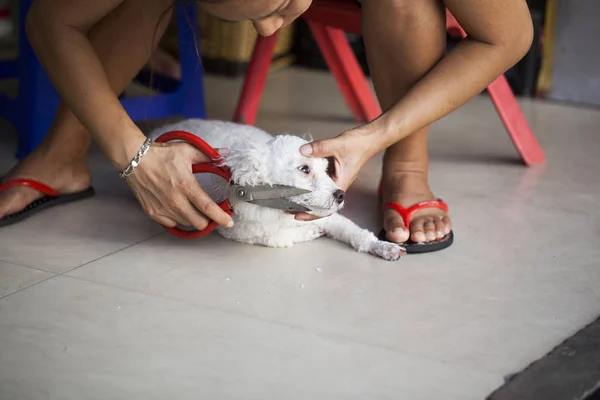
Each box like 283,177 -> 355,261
300,145 -> 313,156
226,220 -> 234,228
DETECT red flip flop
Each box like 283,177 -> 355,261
378,200 -> 454,254
377,183 -> 453,254
0,178 -> 95,227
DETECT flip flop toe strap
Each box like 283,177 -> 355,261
382,200 -> 449,228
0,179 -> 61,197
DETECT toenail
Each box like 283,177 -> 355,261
437,230 -> 444,237
445,226 -> 451,234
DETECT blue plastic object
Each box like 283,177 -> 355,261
0,0 -> 206,159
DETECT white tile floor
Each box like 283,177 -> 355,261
1,68 -> 600,399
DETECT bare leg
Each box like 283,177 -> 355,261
361,0 -> 452,244
0,0 -> 173,218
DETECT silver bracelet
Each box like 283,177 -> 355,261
118,137 -> 153,178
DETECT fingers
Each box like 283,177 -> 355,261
300,139 -> 334,158
152,214 -> 177,228
173,199 -> 212,231
130,142 -> 235,232
185,182 -> 234,228
177,142 -> 228,164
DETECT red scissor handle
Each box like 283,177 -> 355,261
154,130 -> 234,239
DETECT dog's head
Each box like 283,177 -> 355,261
224,135 -> 344,217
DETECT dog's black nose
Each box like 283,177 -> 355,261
333,189 -> 345,204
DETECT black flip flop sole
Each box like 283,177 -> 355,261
0,187 -> 96,228
378,229 -> 454,254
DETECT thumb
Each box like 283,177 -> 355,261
186,144 -> 229,164
300,139 -> 336,158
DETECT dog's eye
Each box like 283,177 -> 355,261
298,165 -> 310,174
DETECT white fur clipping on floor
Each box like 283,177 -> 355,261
149,119 -> 406,261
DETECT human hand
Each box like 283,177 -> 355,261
125,140 -> 233,230
293,127 -> 381,221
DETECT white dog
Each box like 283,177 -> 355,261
149,119 -> 405,261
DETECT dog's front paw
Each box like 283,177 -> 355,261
369,241 -> 406,261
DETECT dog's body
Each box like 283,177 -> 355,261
149,119 -> 405,261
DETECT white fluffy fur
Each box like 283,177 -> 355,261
149,119 -> 406,261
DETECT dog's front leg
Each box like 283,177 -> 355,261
316,214 -> 406,261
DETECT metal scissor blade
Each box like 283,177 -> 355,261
230,184 -> 311,202
248,198 -> 311,212
229,184 -> 312,212
244,184 -> 311,200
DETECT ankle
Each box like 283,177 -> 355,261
382,162 -> 429,183
35,139 -> 90,165
36,123 -> 91,160
381,169 -> 434,202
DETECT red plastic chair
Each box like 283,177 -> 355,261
233,0 -> 545,166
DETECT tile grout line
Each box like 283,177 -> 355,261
58,231 -> 166,277
0,259 -> 56,274
0,232 -> 165,301
0,273 -> 56,301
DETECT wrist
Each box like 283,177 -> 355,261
350,118 -> 393,157
108,131 -> 148,171
368,113 -> 411,150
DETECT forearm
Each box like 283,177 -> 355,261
370,3 -> 534,151
26,2 -> 145,169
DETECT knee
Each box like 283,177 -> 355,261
497,15 -> 534,67
511,20 -> 534,62
25,1 -> 62,45
363,0 -> 442,25
24,2 -> 41,44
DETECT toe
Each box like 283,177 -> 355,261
0,191 -> 28,218
434,217 -> 446,239
442,216 -> 452,234
410,218 -> 427,243
383,209 -> 410,243
423,219 -> 437,242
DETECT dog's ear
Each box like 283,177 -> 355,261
222,140 -> 271,186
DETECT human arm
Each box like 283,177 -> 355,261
25,0 -> 233,229
299,0 -> 534,189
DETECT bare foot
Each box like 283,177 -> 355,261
381,169 -> 452,244
0,149 -> 91,220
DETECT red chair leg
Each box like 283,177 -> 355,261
232,33 -> 279,125
307,21 -> 381,122
487,75 -> 546,165
445,9 -> 545,165
445,9 -> 467,38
